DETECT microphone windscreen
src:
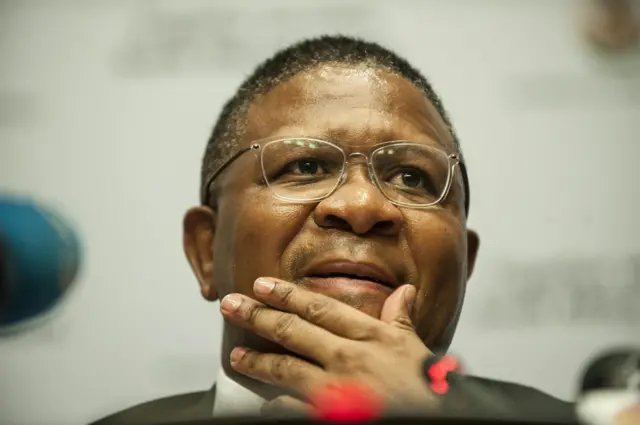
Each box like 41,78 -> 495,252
0,196 -> 81,330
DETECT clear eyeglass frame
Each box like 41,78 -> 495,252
201,137 -> 464,210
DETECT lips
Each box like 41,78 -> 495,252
303,260 -> 398,289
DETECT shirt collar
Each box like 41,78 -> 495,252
212,365 -> 266,417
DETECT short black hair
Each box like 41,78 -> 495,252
201,35 -> 470,214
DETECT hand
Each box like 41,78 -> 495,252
261,395 -> 310,417
219,277 -> 438,412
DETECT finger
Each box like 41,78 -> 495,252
230,347 -> 328,396
380,284 -> 416,329
220,294 -> 339,363
250,277 -> 382,340
261,395 -> 311,417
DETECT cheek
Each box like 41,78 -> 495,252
405,214 -> 467,340
216,190 -> 310,297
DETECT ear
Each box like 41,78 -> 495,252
466,229 -> 480,279
183,206 -> 218,301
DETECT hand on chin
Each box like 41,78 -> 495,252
221,277 -> 434,416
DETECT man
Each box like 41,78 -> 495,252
93,36 -> 574,424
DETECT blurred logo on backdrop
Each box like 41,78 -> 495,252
112,3 -> 377,77
475,256 -> 640,328
582,0 -> 639,52
503,0 -> 640,110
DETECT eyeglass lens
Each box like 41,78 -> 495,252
260,138 -> 452,206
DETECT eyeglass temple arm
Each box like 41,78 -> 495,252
200,145 -> 257,205
458,161 -> 470,217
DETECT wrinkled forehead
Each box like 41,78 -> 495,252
244,64 -> 454,151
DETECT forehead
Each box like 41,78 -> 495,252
245,64 -> 453,150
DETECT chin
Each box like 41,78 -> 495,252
319,289 -> 386,318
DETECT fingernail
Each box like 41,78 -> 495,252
230,347 -> 247,365
220,294 -> 242,313
254,278 -> 275,295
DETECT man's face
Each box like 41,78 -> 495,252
184,64 -> 479,351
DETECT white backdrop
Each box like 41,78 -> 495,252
1,1 -> 639,424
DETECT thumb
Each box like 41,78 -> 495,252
380,284 -> 416,325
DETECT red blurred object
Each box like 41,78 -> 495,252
438,356 -> 459,372
428,362 -> 447,382
429,380 -> 450,395
426,355 -> 460,395
311,381 -> 385,422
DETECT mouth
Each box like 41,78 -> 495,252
303,261 -> 398,290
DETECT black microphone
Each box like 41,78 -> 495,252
575,348 -> 640,425
421,354 -> 519,420
0,195 -> 81,333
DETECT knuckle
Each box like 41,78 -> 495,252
393,316 -> 415,332
275,284 -> 295,305
269,356 -> 292,384
286,360 -> 305,383
273,313 -> 297,344
349,325 -> 377,341
303,298 -> 330,323
331,345 -> 359,369
244,351 -> 260,373
379,327 -> 405,346
246,304 -> 264,326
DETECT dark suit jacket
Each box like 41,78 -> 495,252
91,377 -> 575,425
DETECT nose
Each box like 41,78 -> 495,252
313,168 -> 404,236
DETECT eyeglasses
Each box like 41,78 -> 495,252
201,137 -> 469,211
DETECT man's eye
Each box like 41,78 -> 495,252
388,169 -> 432,191
285,159 -> 326,175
